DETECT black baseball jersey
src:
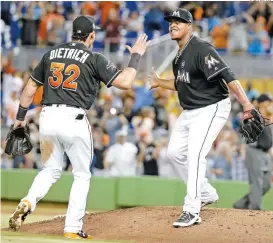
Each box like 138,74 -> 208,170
173,35 -> 236,110
31,42 -> 121,109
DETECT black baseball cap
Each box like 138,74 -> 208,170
257,94 -> 272,103
164,9 -> 193,23
73,16 -> 101,35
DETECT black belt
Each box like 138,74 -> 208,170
44,104 -> 81,109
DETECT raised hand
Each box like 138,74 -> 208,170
126,34 -> 150,56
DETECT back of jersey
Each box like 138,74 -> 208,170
30,42 -> 117,110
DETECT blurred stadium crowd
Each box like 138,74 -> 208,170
1,56 -> 273,180
1,1 -> 273,181
1,1 -> 273,54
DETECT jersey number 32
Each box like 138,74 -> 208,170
48,62 -> 80,91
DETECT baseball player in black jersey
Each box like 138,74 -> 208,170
148,9 -> 256,227
9,16 -> 149,238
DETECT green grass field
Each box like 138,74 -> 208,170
1,201 -> 128,243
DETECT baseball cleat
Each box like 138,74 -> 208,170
201,194 -> 219,208
64,230 -> 92,239
173,211 -> 201,228
201,199 -> 218,208
9,200 -> 31,231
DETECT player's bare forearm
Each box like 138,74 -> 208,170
157,78 -> 176,91
227,80 -> 254,111
20,78 -> 40,108
111,67 -> 137,90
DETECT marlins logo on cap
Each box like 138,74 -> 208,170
172,10 -> 180,17
164,8 -> 193,23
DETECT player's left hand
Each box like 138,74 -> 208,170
239,108 -> 266,143
13,120 -> 27,129
147,67 -> 160,90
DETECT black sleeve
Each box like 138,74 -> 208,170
95,54 -> 122,88
30,55 -> 46,85
198,43 -> 234,82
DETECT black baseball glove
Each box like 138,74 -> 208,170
5,124 -> 33,156
238,109 -> 266,144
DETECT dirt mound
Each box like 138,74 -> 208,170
4,207 -> 273,243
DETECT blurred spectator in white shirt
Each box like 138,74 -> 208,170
158,1 -> 180,12
2,71 -> 22,106
1,139 -> 12,169
132,106 -> 155,141
4,88 -> 20,126
2,71 -> 23,125
228,16 -> 248,54
126,11 -> 143,32
156,134 -> 177,178
104,130 -> 138,177
2,72 -> 14,107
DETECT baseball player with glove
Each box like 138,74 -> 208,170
148,9 -> 266,227
234,94 -> 272,210
8,16 -> 149,239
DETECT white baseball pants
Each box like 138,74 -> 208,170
22,105 -> 92,233
167,98 -> 231,214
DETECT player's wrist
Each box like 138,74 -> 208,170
155,77 -> 163,87
128,53 -> 141,70
16,105 -> 28,121
242,101 -> 251,107
242,101 -> 254,112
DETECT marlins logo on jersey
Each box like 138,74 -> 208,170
205,54 -> 219,69
177,70 -> 190,83
106,61 -> 117,71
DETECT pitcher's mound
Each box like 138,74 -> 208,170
6,207 -> 273,243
